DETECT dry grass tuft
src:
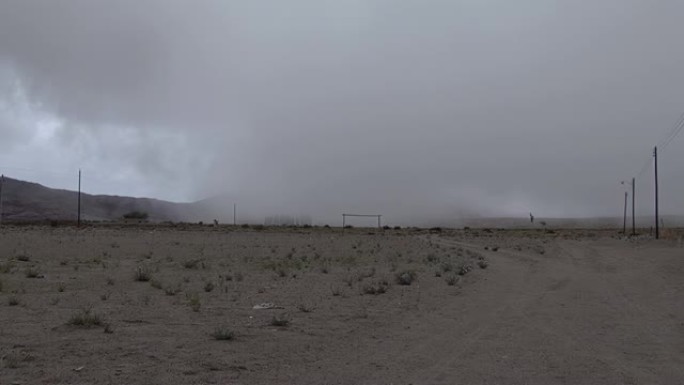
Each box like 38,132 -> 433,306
134,266 -> 152,282
212,326 -> 235,340
67,307 -> 104,328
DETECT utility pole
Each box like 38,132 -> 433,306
623,191 -> 628,234
233,203 -> 236,226
631,177 -> 635,236
0,174 -> 4,226
654,146 -> 659,240
77,169 -> 81,228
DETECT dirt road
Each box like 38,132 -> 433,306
397,235 -> 684,385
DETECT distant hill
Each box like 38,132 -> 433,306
1,176 -> 683,228
0,176 -> 195,222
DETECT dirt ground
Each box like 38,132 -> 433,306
1,225 -> 683,384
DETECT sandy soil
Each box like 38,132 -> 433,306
0,225 -> 683,384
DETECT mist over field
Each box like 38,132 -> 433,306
1,1 -> 684,225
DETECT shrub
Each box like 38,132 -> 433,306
297,303 -> 315,313
67,308 -> 103,328
212,326 -> 235,341
362,280 -> 389,295
440,262 -> 453,273
187,294 -> 201,312
183,259 -> 201,269
395,270 -> 417,286
458,263 -> 473,276
478,260 -> 489,269
271,314 -> 290,327
164,285 -> 181,296
123,211 -> 148,220
134,266 -> 152,282
204,282 -> 215,292
8,296 -> 19,306
445,274 -> 460,286
0,261 -> 13,274
25,267 -> 41,278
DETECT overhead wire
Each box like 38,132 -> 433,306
656,109 -> 684,149
627,107 -> 684,181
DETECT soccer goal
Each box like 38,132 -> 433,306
342,213 -> 382,229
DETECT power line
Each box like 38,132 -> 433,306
660,118 -> 684,150
657,109 -> 684,150
636,154 -> 653,178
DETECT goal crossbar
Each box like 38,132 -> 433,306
342,213 -> 382,228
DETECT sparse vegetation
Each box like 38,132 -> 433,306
271,313 -> 290,327
204,281 -> 215,292
297,302 -> 315,313
165,285 -> 181,296
362,279 -> 389,295
445,274 -> 460,286
0,261 -> 13,274
2,353 -> 19,369
134,265 -> 152,282
187,293 -> 201,312
123,211 -> 148,220
458,263 -> 473,276
183,259 -> 201,269
24,267 -> 41,278
212,326 -> 235,341
67,308 -> 104,328
395,270 -> 417,286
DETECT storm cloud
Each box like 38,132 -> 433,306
1,0 -> 683,225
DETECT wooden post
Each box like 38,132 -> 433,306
654,147 -> 659,239
77,169 -> 81,227
631,177 -> 636,236
623,191 -> 627,234
0,174 -> 4,226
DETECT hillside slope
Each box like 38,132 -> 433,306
0,177 -> 193,222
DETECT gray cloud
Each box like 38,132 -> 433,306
1,0 -> 683,225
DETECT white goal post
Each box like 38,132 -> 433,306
342,213 -> 382,229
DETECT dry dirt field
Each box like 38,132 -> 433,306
1,225 -> 683,384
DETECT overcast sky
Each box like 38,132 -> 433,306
1,0 -> 683,225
